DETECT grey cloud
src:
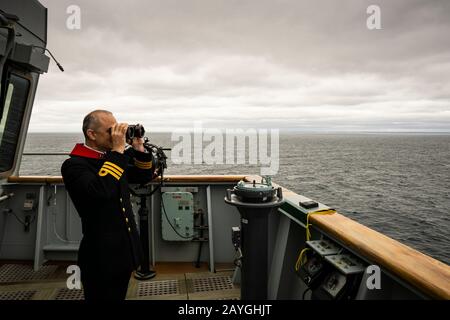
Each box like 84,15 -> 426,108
42,0 -> 450,73
29,0 -> 450,132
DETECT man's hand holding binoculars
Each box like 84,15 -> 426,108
111,123 -> 128,154
110,123 -> 146,154
130,137 -> 145,152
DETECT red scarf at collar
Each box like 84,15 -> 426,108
70,143 -> 105,159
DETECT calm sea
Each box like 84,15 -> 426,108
19,132 -> 450,265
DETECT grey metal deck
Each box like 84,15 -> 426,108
0,263 -> 239,300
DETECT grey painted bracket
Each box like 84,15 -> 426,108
267,214 -> 291,299
33,185 -> 46,271
206,185 -> 215,272
150,185 -> 156,267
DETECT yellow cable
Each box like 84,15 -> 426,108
295,208 -> 336,271
295,248 -> 311,272
306,209 -> 336,241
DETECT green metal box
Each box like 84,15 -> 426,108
161,192 -> 194,241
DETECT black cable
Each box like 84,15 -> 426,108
195,242 -> 203,268
10,210 -> 26,226
31,45 -> 64,72
160,192 -> 194,240
154,145 -> 194,241
10,210 -> 35,227
148,183 -> 161,196
302,287 -> 312,300
195,210 -> 204,268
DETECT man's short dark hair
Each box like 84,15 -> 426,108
82,110 -> 112,139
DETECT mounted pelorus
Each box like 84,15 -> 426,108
224,177 -> 284,300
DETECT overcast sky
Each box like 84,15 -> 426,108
30,0 -> 450,132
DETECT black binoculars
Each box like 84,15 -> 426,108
126,124 -> 145,141
107,124 -> 145,141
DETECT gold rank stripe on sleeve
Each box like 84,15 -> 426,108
98,167 -> 121,180
134,158 -> 152,169
98,161 -> 124,180
103,161 -> 124,173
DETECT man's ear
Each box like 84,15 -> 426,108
86,129 -> 96,141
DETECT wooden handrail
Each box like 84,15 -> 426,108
311,210 -> 450,299
279,186 -> 450,300
7,176 -> 64,184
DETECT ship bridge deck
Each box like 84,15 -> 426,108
0,261 -> 239,300
1,175 -> 449,300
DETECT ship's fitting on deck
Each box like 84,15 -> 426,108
1,175 -> 449,300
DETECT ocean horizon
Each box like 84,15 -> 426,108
19,132 -> 450,265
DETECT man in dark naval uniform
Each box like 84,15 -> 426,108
61,110 -> 156,300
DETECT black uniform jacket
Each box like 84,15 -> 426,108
61,143 -> 155,276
